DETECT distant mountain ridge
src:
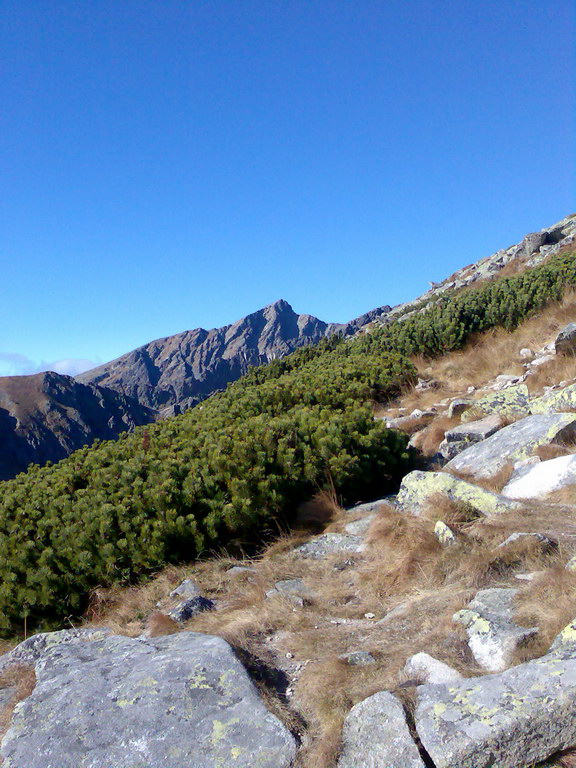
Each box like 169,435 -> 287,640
0,213 -> 574,481
0,371 -> 155,481
77,298 -> 391,414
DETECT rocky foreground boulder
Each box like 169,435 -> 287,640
0,631 -> 297,768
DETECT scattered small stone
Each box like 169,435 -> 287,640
554,322 -> 576,355
447,399 -> 472,418
434,520 -> 456,546
341,650 -> 377,666
566,555 -> 576,571
364,612 -> 376,619
169,595 -> 215,623
520,347 -> 534,359
497,532 -> 557,551
169,578 -> 201,600
294,533 -> 364,559
404,652 -> 463,684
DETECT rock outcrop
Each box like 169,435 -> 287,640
0,631 -> 297,768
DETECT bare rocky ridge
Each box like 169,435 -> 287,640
77,298 -> 390,414
0,372 -> 155,481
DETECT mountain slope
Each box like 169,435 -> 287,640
78,298 -> 391,413
0,372 -> 156,481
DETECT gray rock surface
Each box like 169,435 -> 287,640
460,384 -> 530,421
415,628 -> 576,768
554,322 -> 576,355
445,413 -> 576,479
168,595 -> 215,622
434,520 -> 456,545
448,399 -> 472,418
497,531 -> 557,551
403,652 -> 463,684
337,690 -> 426,768
169,578 -> 201,599
341,651 -> 376,666
397,470 -> 523,517
453,588 -> 538,672
439,414 -> 503,459
266,578 -> 314,606
294,533 -> 364,559
344,515 -> 375,536
0,631 -> 297,768
502,454 -> 576,500
0,627 -> 111,675
345,498 -> 391,515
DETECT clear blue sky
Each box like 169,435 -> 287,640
0,0 -> 574,376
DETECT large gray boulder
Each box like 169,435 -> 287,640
403,652 -> 462,685
501,454 -> 576,500
397,470 -> 523,517
415,625 -> 576,768
0,627 -> 111,675
0,632 -> 297,768
337,690 -> 426,768
445,413 -> 576,479
453,588 -> 538,672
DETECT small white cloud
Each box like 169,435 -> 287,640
0,353 -> 98,378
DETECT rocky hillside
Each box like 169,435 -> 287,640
3,316 -> 576,767
77,298 -> 390,415
0,372 -> 156,481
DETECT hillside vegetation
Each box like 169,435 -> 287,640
0,246 -> 575,635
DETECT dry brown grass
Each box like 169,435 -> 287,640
0,664 -> 36,743
408,414 -> 462,456
296,489 -> 344,531
146,612 -> 180,637
392,287 -> 576,414
513,568 -> 576,663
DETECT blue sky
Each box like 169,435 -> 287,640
0,0 -> 574,376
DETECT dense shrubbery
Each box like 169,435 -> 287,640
0,246 -> 574,634
366,249 -> 576,357
0,345 -> 414,633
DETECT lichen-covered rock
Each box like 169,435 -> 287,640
434,520 -> 456,545
566,555 -> 576,571
554,322 -> 576,355
453,588 -> 538,672
404,652 -> 463,684
0,632 -> 297,768
460,384 -> 530,421
501,454 -> 576,500
344,515 -> 375,536
294,533 -> 364,559
415,630 -> 576,768
397,470 -> 523,517
337,690 -> 426,768
0,627 -> 111,675
531,382 -> 576,414
445,413 -> 576,479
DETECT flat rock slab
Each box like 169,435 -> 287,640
294,533 -> 364,559
439,415 -> 503,461
415,639 -> 576,768
397,470 -> 523,517
345,498 -> 392,515
453,588 -> 538,672
337,690 -> 426,768
502,454 -> 576,499
0,628 -> 111,675
461,384 -> 530,421
445,413 -> 576,480
531,382 -> 576,414
0,632 -> 296,768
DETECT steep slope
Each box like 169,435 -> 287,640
78,298 -> 391,414
0,372 -> 156,480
